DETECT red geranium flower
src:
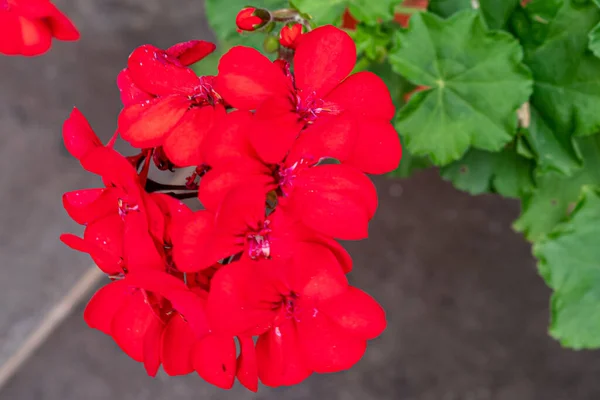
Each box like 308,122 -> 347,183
60,110 -> 165,274
117,41 -> 226,167
215,25 -> 401,174
207,247 -> 386,387
85,271 -> 258,391
235,7 -> 269,32
172,184 -> 352,272
0,0 -> 79,56
199,111 -> 378,240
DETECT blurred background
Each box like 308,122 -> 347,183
0,0 -> 599,399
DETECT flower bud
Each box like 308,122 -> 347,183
279,24 -> 303,50
263,35 -> 280,53
235,7 -> 271,32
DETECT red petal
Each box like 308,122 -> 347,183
294,26 -> 356,97
167,40 -> 216,66
46,3 -> 79,40
288,243 -> 348,301
83,214 -> 125,271
62,188 -> 116,225
171,211 -> 217,272
151,193 -> 193,243
213,184 -> 268,242
123,270 -> 188,294
123,211 -> 164,272
207,261 -> 280,336
0,13 -> 22,55
320,287 -> 387,340
215,46 -> 290,110
117,69 -> 154,107
252,97 -> 303,164
119,95 -> 190,149
112,289 -> 159,362
237,336 -> 258,392
63,108 -> 103,160
163,105 -> 225,167
297,310 -> 366,373
143,315 -> 164,377
168,290 -> 210,338
160,315 -> 195,376
256,322 -> 312,387
287,113 -> 357,164
193,334 -> 236,389
60,233 -> 122,275
325,72 -> 395,120
344,120 -> 402,174
127,44 -> 200,96
16,16 -> 52,56
84,280 -> 129,335
285,165 -> 377,239
201,110 -> 258,168
80,147 -> 138,186
142,193 -> 166,243
198,164 -> 273,212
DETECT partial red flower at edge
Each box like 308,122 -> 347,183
0,0 -> 79,56
61,111 -> 165,274
206,248 -> 386,387
117,41 -> 225,167
214,25 -> 401,175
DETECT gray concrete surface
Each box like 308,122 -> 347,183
1,0 -> 600,399
4,172 -> 600,400
0,0 -> 213,373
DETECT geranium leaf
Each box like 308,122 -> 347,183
523,0 -> 600,138
290,0 -> 397,25
440,147 -> 534,198
389,10 -> 532,165
514,135 -> 600,241
533,186 -> 600,349
428,0 -> 520,30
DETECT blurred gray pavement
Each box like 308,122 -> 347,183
1,0 -> 600,399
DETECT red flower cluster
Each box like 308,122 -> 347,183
0,0 -> 79,56
62,24 -> 400,390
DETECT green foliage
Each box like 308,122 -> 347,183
205,0 -> 600,349
534,187 -> 600,348
389,11 -> 532,165
290,0 -> 398,25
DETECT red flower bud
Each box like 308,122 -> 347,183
235,7 -> 270,32
279,24 -> 303,50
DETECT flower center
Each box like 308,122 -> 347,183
276,157 -> 315,196
246,220 -> 271,259
295,91 -> 342,125
282,292 -> 303,322
117,198 -> 140,219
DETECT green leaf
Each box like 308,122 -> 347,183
205,0 -> 288,50
291,0 -> 397,25
524,0 -> 600,138
389,11 -> 532,165
428,0 -> 521,30
533,186 -> 600,349
349,21 -> 399,63
522,108 -> 581,176
441,147 -> 535,198
514,134 -> 600,241
589,22 -> 600,58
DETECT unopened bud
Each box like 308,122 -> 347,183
235,7 -> 271,32
263,35 -> 280,53
279,23 -> 303,50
